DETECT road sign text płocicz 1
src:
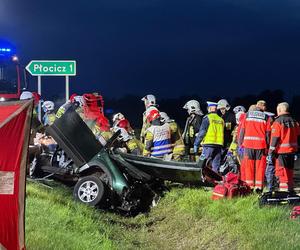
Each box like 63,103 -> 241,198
26,60 -> 76,76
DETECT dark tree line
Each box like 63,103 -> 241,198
105,89 -> 299,129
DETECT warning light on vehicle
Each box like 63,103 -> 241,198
0,48 -> 11,52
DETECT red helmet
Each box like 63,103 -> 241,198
147,109 -> 160,122
117,119 -> 130,130
70,93 -> 78,103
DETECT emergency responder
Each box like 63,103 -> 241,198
229,106 -> 246,156
143,109 -> 172,158
20,91 -> 43,135
42,101 -> 56,126
20,91 -> 44,172
217,99 -> 236,150
264,111 -> 276,191
182,100 -> 203,161
239,106 -> 271,191
230,106 -> 246,178
140,94 -> 158,143
113,128 -> 143,155
256,100 -> 267,112
194,102 -> 224,173
267,102 -> 300,192
112,112 -> 134,135
112,112 -> 125,127
160,111 -> 185,160
56,94 -> 84,119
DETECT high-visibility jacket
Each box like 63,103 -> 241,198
229,126 -> 238,154
126,138 -> 143,155
143,123 -> 172,157
201,113 -> 224,146
43,113 -> 56,126
240,110 -> 271,149
169,121 -> 185,157
269,114 -> 300,154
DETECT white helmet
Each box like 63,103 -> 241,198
73,95 -> 84,107
42,101 -> 55,113
112,112 -> 125,123
114,127 -> 131,142
160,112 -> 173,123
183,100 -> 203,115
217,99 -> 231,111
20,91 -> 33,100
141,94 -> 156,109
233,105 -> 246,114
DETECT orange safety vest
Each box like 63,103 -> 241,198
242,110 -> 271,149
270,114 -> 300,154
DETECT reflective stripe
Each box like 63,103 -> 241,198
279,183 -> 288,188
245,180 -> 254,187
279,143 -> 298,148
244,136 -> 264,141
152,148 -> 172,156
255,181 -> 263,184
212,192 -> 224,197
151,144 -> 173,150
246,118 -> 266,123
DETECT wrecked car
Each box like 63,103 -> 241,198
32,108 -> 220,213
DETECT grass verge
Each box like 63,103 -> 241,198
26,182 -> 300,250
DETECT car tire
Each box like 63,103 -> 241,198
73,174 -> 106,206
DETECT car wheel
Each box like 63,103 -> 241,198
73,174 -> 105,206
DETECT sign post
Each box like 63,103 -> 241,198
26,60 -> 76,121
65,75 -> 69,101
37,75 -> 42,121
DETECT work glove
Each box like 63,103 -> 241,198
266,155 -> 273,165
295,155 -> 298,161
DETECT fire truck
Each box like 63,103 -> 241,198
0,39 -> 27,101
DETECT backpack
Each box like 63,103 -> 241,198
212,172 -> 251,200
290,206 -> 300,219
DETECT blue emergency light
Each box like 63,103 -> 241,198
0,48 -> 11,52
0,39 -> 16,56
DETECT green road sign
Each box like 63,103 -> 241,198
26,60 -> 76,76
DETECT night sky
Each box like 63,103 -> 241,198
1,0 -> 300,100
